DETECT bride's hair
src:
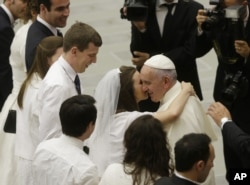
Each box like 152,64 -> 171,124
116,66 -> 139,113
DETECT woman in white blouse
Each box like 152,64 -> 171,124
16,36 -> 63,185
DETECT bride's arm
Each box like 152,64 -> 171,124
153,82 -> 195,125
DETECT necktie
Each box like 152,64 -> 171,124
57,29 -> 63,37
74,75 -> 81,95
163,4 -> 175,29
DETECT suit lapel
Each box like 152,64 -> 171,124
34,20 -> 55,36
0,6 -> 11,25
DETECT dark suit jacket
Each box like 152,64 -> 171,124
25,20 -> 54,71
195,4 -> 250,135
0,6 -> 14,111
222,121 -> 250,168
130,0 -> 204,100
155,175 -> 197,185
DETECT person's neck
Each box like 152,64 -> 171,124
62,53 -> 78,73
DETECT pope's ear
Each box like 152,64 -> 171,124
162,75 -> 171,88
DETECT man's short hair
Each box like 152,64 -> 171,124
59,95 -> 97,137
175,133 -> 211,172
37,0 -> 51,11
63,22 -> 102,52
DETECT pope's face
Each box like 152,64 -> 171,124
140,66 -> 168,102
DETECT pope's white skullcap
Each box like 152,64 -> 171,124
144,54 -> 175,70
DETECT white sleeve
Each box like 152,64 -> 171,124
38,85 -> 70,141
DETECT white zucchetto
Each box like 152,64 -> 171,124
144,54 -> 176,70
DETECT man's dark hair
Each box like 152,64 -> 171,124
59,95 -> 97,137
175,133 -> 211,172
37,0 -> 52,11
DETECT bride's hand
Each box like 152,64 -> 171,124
181,81 -> 195,96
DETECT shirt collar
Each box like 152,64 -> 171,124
175,171 -> 201,185
37,15 -> 57,36
60,134 -> 84,150
160,81 -> 180,106
1,4 -> 14,24
58,55 -> 78,82
158,0 -> 178,7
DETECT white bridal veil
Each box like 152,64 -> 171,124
91,68 -> 121,139
87,68 -> 121,176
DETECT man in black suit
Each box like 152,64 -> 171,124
0,0 -> 28,111
155,133 -> 215,185
196,0 -> 250,181
123,0 -> 203,100
208,102 -> 250,183
25,0 -> 70,71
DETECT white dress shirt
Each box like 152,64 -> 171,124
36,56 -> 81,142
32,134 -> 99,185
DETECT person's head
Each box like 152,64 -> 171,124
123,115 -> 173,185
59,95 -> 97,140
37,0 -> 70,28
4,0 -> 28,20
140,55 -> 177,102
63,22 -> 102,73
117,66 -> 148,112
32,36 -> 63,79
17,36 -> 63,108
175,133 -> 215,183
21,0 -> 38,23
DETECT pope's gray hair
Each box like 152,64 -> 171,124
152,68 -> 177,81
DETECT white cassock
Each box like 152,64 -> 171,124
158,81 -> 217,185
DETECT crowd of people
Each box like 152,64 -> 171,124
0,0 -> 250,185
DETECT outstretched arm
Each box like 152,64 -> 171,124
154,82 -> 194,124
